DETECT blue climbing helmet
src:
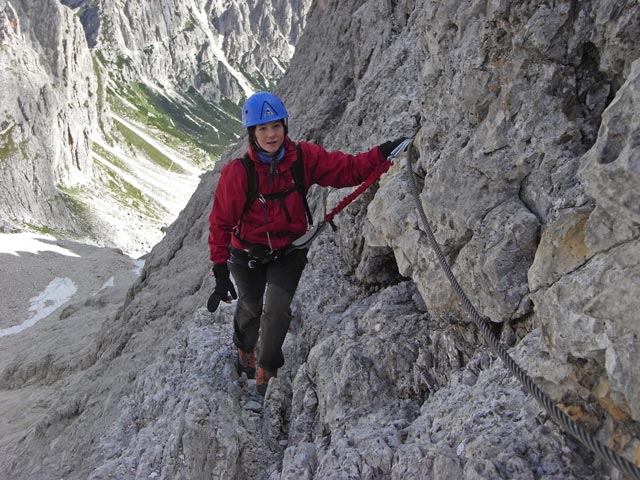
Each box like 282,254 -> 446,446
242,92 -> 289,128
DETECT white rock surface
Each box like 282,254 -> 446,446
1,0 -> 639,479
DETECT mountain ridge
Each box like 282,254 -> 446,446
0,0 -> 639,478
0,0 -> 311,256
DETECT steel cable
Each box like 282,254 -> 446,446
404,143 -> 640,480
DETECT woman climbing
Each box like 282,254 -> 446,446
207,91 -> 404,395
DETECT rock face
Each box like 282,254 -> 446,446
1,0 -> 639,479
60,0 -> 100,47
0,0 -> 311,254
277,0 -> 639,475
0,0 -> 97,232
96,0 -> 310,103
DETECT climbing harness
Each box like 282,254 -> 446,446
403,138 -> 640,480
286,138 -> 413,253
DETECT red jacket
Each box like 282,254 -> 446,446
208,136 -> 386,264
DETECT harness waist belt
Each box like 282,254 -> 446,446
230,245 -> 288,269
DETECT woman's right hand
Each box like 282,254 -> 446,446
207,263 -> 237,312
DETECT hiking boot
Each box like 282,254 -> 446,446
236,348 -> 256,379
256,367 -> 277,396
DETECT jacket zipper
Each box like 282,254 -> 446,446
258,194 -> 273,250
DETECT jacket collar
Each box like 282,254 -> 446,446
248,136 -> 294,167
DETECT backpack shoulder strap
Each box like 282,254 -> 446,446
293,143 -> 313,225
291,144 -> 305,194
235,154 -> 257,241
237,147 -> 313,235
240,154 -> 258,208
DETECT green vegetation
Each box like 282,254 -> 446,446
106,80 -> 243,164
57,187 -> 90,218
94,160 -> 161,220
94,49 -> 107,66
183,16 -> 196,32
114,117 -> 187,174
92,143 -> 128,172
47,187 -> 94,237
0,124 -> 18,160
25,222 -> 75,239
95,40 -> 245,167
0,121 -> 28,162
56,185 -> 83,196
115,55 -> 132,69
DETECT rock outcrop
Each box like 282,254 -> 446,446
278,0 -> 640,476
0,0 -> 97,233
96,0 -> 310,102
0,0 -> 639,479
0,0 -> 311,255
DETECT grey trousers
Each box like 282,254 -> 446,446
229,249 -> 307,371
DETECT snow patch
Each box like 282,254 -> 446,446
0,232 -> 80,257
132,259 -> 145,276
0,277 -> 78,337
99,277 -> 115,291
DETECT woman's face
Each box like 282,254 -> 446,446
254,121 -> 285,154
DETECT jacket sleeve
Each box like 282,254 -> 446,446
301,142 -> 387,189
208,160 -> 246,264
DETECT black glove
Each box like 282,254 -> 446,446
207,263 -> 237,312
378,137 -> 407,159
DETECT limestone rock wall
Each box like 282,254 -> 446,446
0,0 -> 97,230
0,0 -> 311,241
279,0 -> 640,473
1,0 -> 639,479
97,0 -> 312,102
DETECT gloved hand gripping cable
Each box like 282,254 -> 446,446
287,136 -> 414,252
